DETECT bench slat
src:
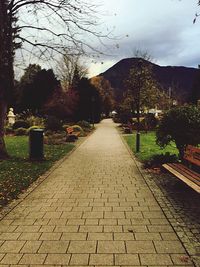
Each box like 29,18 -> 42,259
167,163 -> 200,185
170,163 -> 200,180
163,163 -> 200,193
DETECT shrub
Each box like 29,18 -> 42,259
44,132 -> 66,145
13,120 -> 30,130
26,115 -> 45,127
77,120 -> 91,129
62,124 -> 70,131
156,105 -> 200,159
119,110 -> 132,124
45,116 -> 62,131
145,152 -> 178,168
72,125 -> 85,136
113,117 -> 121,123
140,114 -> 158,131
5,126 -> 14,135
14,127 -> 27,136
72,125 -> 83,132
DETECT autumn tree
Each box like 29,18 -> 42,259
90,76 -> 115,117
0,0 -> 109,158
44,86 -> 79,121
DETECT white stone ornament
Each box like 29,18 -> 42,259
7,107 -> 16,125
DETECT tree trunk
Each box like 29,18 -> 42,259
0,98 -> 8,159
0,0 -> 14,158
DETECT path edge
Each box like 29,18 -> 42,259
118,127 -> 199,267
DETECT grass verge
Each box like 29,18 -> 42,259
0,136 -> 74,207
124,131 -> 178,164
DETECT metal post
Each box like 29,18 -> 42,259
91,96 -> 95,128
136,132 -> 140,152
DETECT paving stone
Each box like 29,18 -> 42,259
115,254 -> 140,265
0,233 -> 21,240
45,253 -> 71,265
54,226 -> 79,232
67,219 -> 85,226
135,233 -> 162,241
14,226 -> 40,233
70,254 -> 89,265
140,253 -> 173,265
38,241 -> 69,253
43,212 -> 62,219
0,254 -> 23,264
89,254 -> 114,265
79,226 -> 103,233
11,219 -> 35,226
48,219 -> 68,225
39,225 -> 55,232
87,233 -> 113,240
68,241 -> 96,253
0,241 -> 25,253
20,241 -> 42,253
126,241 -> 156,253
160,233 -> 179,240
83,212 -> 104,219
154,241 -> 186,253
19,232 -> 41,240
104,212 -> 125,219
97,241 -> 125,253
103,226 -> 123,233
85,219 -> 99,225
147,225 -> 174,233
61,233 -> 87,240
99,219 -> 118,226
142,211 -> 165,219
114,233 -> 135,241
19,254 -> 47,264
61,212 -> 83,219
39,232 -> 62,240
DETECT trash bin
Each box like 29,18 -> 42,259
29,129 -> 44,160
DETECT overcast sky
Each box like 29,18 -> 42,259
87,0 -> 200,77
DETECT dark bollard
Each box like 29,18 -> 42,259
29,129 -> 44,160
136,132 -> 140,153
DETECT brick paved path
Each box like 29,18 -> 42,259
0,119 -> 195,266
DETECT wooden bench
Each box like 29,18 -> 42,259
66,127 -> 81,142
163,145 -> 200,193
122,124 -> 132,134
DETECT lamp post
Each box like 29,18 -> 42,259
136,61 -> 142,153
136,91 -> 140,153
91,96 -> 95,128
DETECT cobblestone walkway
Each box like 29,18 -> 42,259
0,119 -> 196,266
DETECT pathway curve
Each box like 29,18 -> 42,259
0,119 -> 195,266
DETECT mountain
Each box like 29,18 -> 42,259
98,58 -> 199,102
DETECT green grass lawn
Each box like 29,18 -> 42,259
0,136 -> 74,207
124,131 -> 178,162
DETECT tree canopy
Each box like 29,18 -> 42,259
15,64 -> 59,113
156,105 -> 200,159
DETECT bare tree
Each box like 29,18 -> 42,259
0,0 -> 109,158
57,53 -> 87,91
